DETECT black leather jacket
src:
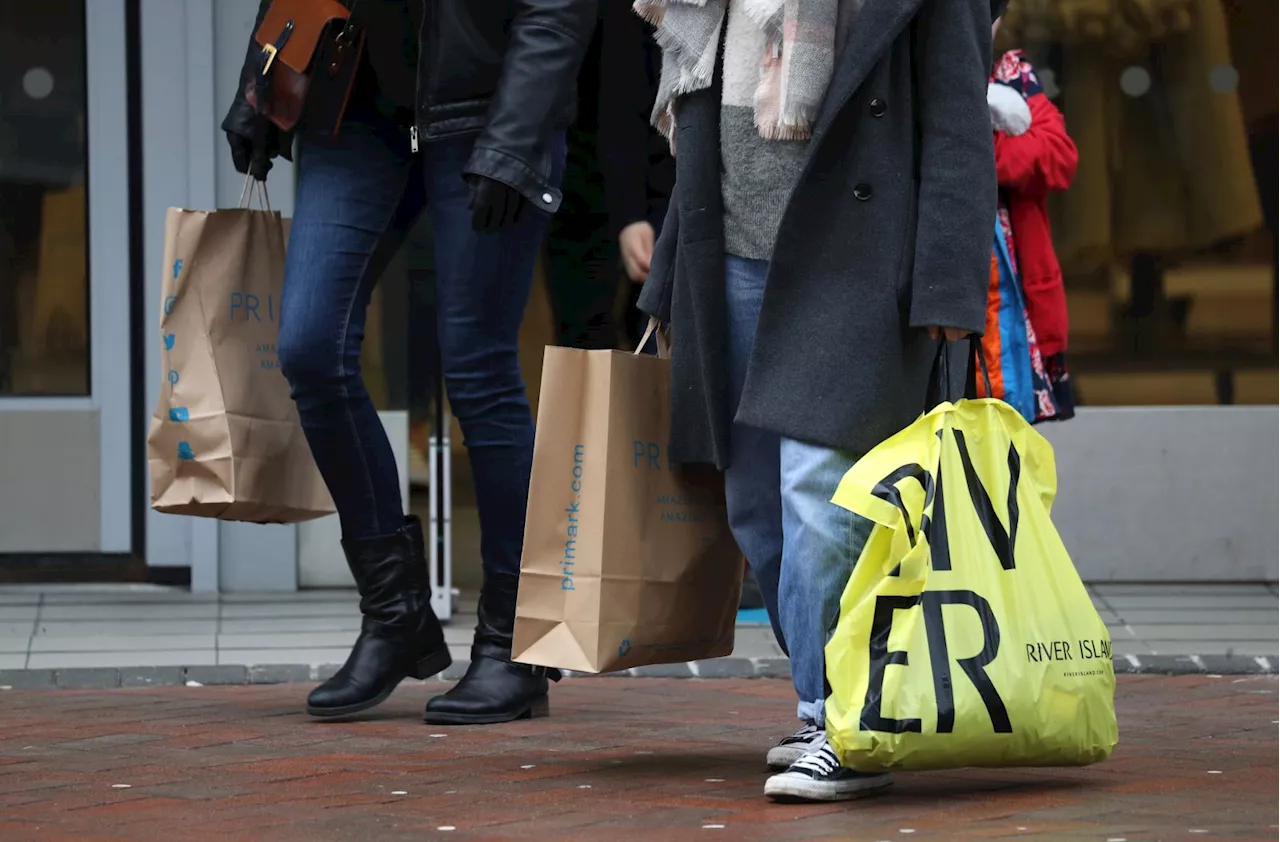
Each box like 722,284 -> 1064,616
223,0 -> 595,212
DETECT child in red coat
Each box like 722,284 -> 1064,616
986,35 -> 1078,421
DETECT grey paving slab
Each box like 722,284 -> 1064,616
1199,654 -> 1277,673
1090,583 -> 1275,597
692,658 -> 755,678
38,603 -> 220,621
33,620 -> 219,637
0,591 -> 42,606
216,647 -> 354,666
752,658 -> 791,678
26,650 -> 218,669
220,590 -> 357,603
215,631 -> 357,650
184,665 -> 249,685
1146,641 -> 1278,656
0,654 -> 27,669
1109,608 -> 1277,625
55,668 -> 121,689
1101,594 -> 1278,610
730,627 -> 786,658
38,591 -> 219,604
1120,655 -> 1208,675
0,668 -> 55,688
28,633 -> 217,653
217,616 -> 362,634
628,662 -> 696,678
1110,639 -> 1158,656
1126,624 -> 1276,642
443,624 -> 477,645
219,602 -> 360,619
0,636 -> 31,654
121,667 -> 187,687
0,605 -> 39,621
0,623 -> 35,640
247,664 -> 314,684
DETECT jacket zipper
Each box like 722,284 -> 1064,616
411,0 -> 429,153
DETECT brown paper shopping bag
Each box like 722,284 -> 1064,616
147,200 -> 333,523
513,343 -> 744,674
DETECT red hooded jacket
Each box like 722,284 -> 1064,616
991,51 -> 1077,357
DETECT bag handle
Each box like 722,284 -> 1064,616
634,317 -> 672,360
925,335 -> 992,409
238,174 -> 273,212
966,335 -> 994,399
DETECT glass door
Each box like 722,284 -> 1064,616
0,0 -> 134,561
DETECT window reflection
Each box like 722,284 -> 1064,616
0,0 -> 89,396
997,0 -> 1277,406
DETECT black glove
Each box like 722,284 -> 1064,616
227,123 -> 274,182
467,175 -> 527,234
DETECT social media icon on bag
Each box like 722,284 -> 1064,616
163,333 -> 176,350
169,407 -> 189,422
177,441 -> 195,460
168,369 -> 180,386
618,639 -> 632,658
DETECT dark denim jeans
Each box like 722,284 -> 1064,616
278,107 -> 562,585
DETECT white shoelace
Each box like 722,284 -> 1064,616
783,722 -> 822,744
790,741 -> 841,777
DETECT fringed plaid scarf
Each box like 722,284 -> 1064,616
635,0 -> 839,144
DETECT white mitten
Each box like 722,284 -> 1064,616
987,82 -> 1031,136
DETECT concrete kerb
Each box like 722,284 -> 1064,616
0,654 -> 1274,691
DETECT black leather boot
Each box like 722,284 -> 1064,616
307,516 -> 452,717
422,574 -> 559,725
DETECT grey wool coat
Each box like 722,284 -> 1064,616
638,0 -> 998,469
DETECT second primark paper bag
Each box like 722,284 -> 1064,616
513,345 -> 744,674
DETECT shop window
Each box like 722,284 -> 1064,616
0,0 -> 89,396
996,0 -> 1278,406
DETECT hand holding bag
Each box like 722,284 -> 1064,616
513,321 -> 745,674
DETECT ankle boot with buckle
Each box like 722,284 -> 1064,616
423,574 -> 558,725
306,516 -> 452,717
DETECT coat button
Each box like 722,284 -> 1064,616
854,183 -> 873,201
541,192 -> 554,205
870,98 -> 887,117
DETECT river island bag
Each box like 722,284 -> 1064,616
513,334 -> 744,674
147,192 -> 333,523
825,345 -> 1118,772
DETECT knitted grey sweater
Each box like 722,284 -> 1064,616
720,0 -> 856,261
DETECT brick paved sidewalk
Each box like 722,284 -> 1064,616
0,676 -> 1275,841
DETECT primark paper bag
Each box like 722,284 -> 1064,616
513,346 -> 744,674
147,205 -> 333,523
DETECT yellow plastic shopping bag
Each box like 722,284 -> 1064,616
825,384 -> 1118,772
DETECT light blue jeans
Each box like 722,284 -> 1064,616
724,254 -> 872,727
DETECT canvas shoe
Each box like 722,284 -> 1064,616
764,737 -> 893,802
766,722 -> 825,769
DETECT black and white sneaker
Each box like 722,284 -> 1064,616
764,737 -> 892,802
766,722 -> 825,769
